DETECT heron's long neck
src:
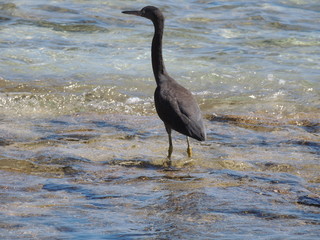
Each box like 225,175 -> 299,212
151,19 -> 167,85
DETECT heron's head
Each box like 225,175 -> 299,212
122,6 -> 164,23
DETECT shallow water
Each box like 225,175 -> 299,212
0,0 -> 319,239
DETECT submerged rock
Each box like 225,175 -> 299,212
297,196 -> 320,207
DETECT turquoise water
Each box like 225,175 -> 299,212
1,0 -> 319,239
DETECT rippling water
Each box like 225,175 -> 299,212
1,0 -> 319,239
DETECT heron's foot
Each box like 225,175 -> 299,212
163,157 -> 172,168
162,158 -> 180,171
182,158 -> 195,167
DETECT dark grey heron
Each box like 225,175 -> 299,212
122,6 -> 206,166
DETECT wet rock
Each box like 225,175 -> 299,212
297,196 -> 320,207
0,138 -> 11,146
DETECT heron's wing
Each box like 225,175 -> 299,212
175,87 -> 205,140
156,82 -> 206,141
177,89 -> 202,122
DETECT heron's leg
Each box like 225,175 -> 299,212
167,131 -> 173,160
187,136 -> 192,158
165,125 -> 173,165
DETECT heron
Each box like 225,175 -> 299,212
122,6 -> 206,166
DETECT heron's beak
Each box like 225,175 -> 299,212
122,10 -> 141,16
